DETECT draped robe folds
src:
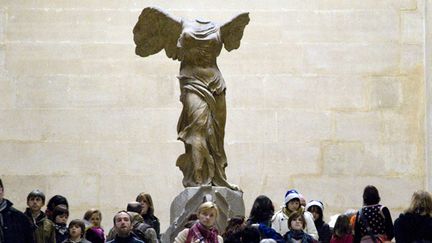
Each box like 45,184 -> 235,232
175,20 -> 237,190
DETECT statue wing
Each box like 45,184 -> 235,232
133,7 -> 182,60
220,12 -> 250,52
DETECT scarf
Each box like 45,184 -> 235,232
0,199 -> 7,243
287,230 -> 311,243
186,222 -> 219,243
283,206 -> 304,218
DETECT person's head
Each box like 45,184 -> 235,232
223,215 -> 245,238
53,204 -> 69,224
85,226 -> 105,243
46,195 -> 69,220
84,209 -> 102,227
284,189 -> 301,212
113,210 -> 133,237
405,190 -> 432,216
127,201 -> 143,214
135,192 -> 154,216
288,211 -> 306,231
299,194 -> 306,207
197,201 -> 219,228
68,219 -> 86,240
27,189 -> 46,212
305,200 -> 324,222
240,225 -> 260,243
362,185 -> 380,205
0,178 -> 4,201
249,195 -> 274,223
333,214 -> 351,238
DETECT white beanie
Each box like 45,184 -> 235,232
305,200 -> 324,212
284,189 -> 300,204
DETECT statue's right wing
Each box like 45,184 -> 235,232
133,7 -> 182,60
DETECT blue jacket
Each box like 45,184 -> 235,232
106,234 -> 145,243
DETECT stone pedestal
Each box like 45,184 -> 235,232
161,186 -> 245,243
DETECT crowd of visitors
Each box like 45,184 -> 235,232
0,177 -> 431,243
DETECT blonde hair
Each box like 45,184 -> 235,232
197,202 -> 219,218
83,208 -> 102,221
405,190 -> 432,216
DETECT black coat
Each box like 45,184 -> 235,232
394,213 -> 432,243
315,220 -> 331,243
0,199 -> 35,243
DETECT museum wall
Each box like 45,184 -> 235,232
0,0 -> 429,232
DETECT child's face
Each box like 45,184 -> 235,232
290,216 -> 304,230
309,206 -> 320,221
287,199 -> 300,211
27,197 -> 44,212
69,224 -> 82,239
90,212 -> 101,227
55,214 -> 68,224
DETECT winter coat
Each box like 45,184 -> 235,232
271,208 -> 319,240
314,220 -> 331,243
394,212 -> 432,242
62,238 -> 91,243
54,223 -> 68,243
24,208 -> 56,243
284,230 -> 316,243
353,204 -> 394,243
174,228 -> 223,243
0,199 -> 34,243
142,214 -> 160,240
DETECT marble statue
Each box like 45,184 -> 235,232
133,7 -> 249,190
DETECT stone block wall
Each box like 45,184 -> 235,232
0,0 -> 430,233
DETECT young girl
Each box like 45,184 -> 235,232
83,209 -> 102,228
283,212 -> 316,243
62,219 -> 91,243
53,205 -> 69,243
306,200 -> 331,243
174,201 -> 223,243
330,215 -> 353,243
136,192 -> 160,239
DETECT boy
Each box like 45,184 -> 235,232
24,189 -> 56,243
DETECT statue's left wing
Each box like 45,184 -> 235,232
133,7 -> 182,60
220,12 -> 250,52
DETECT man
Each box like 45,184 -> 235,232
107,210 -> 144,243
0,178 -> 34,243
24,189 -> 56,243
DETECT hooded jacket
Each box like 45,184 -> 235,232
0,199 -> 34,243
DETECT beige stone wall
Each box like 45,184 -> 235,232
0,0 -> 429,233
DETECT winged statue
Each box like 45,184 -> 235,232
133,7 -> 250,190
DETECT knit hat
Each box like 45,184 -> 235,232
284,189 -> 300,204
305,200 -> 324,212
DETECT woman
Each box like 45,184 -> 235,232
330,215 -> 353,243
83,209 -> 103,228
272,190 -> 318,240
133,7 -> 249,190
174,201 -> 223,243
306,200 -> 331,243
394,190 -> 432,242
353,185 -> 394,243
248,195 -> 284,242
136,192 -> 160,239
283,212 -> 316,243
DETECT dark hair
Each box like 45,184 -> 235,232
113,210 -> 132,225
47,195 -> 69,210
363,185 -> 381,205
53,205 -> 69,221
248,195 -> 275,223
333,214 -> 352,238
183,213 -> 198,228
127,202 -> 142,214
0,178 -> 3,189
240,225 -> 260,243
27,189 -> 46,203
287,211 -> 306,230
83,209 -> 102,221
68,219 -> 86,236
136,193 -> 155,216
222,216 -> 245,241
307,205 -> 323,222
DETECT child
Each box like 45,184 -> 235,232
283,211 -> 316,243
24,189 -> 56,243
306,200 -> 331,243
53,205 -> 69,243
63,219 -> 91,243
330,215 -> 353,243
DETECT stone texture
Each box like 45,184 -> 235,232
162,186 -> 244,243
368,77 -> 402,109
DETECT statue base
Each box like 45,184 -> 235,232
161,186 -> 245,243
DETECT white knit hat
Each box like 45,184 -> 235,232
305,200 -> 324,212
284,189 -> 301,204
